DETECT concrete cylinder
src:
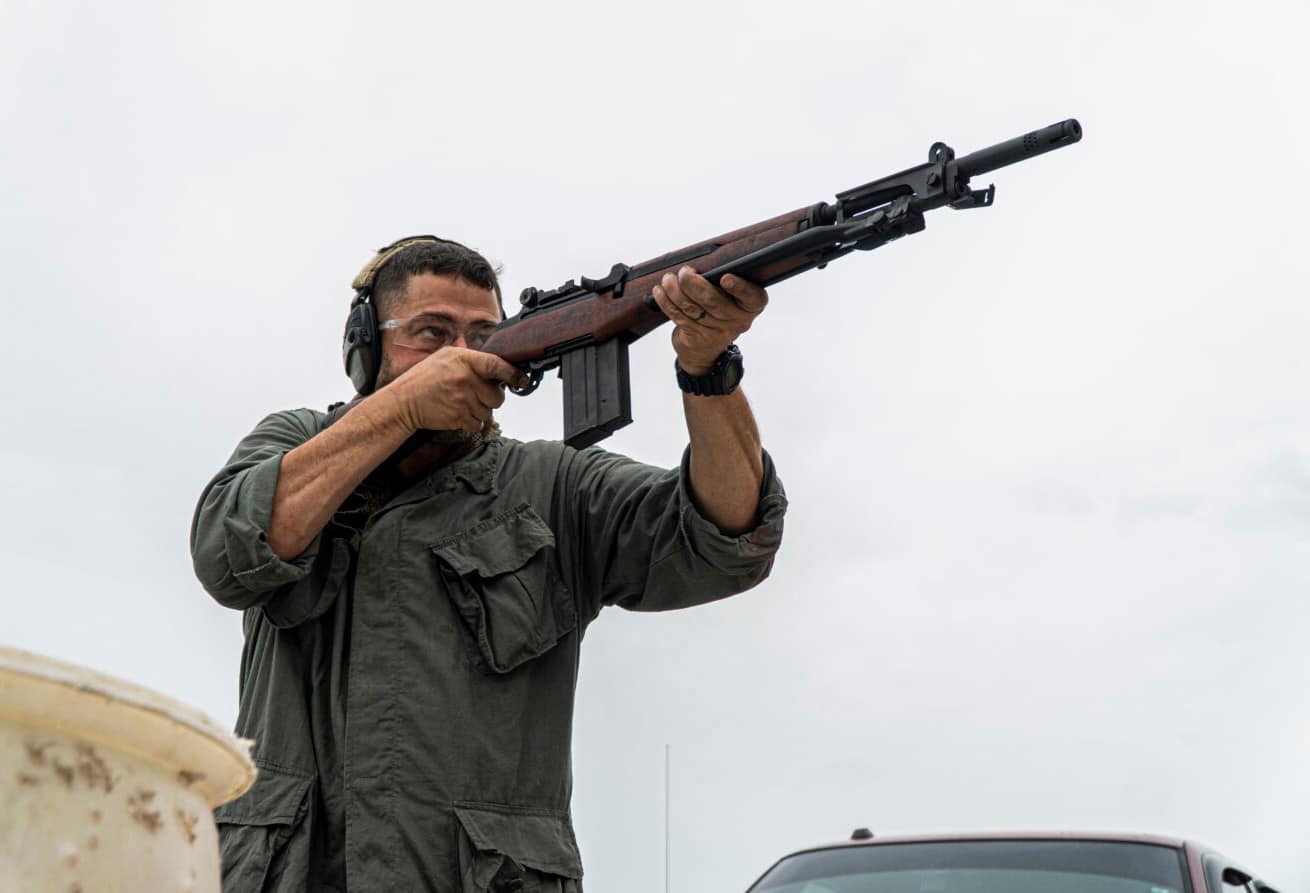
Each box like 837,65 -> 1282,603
0,645 -> 254,892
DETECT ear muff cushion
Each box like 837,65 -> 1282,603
343,297 -> 378,394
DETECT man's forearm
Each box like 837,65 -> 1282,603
267,389 -> 414,559
683,389 -> 764,536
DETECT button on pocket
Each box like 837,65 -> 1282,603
432,505 -> 577,674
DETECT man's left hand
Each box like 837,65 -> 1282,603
652,266 -> 768,375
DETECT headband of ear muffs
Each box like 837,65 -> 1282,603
342,235 -> 457,395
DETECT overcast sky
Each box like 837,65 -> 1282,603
2,0 -> 1307,889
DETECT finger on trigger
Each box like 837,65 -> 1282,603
465,397 -> 491,422
474,379 -> 504,409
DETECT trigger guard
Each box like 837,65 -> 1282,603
508,367 -> 543,396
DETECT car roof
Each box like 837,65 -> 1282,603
782,830 -> 1189,859
750,832 -> 1293,893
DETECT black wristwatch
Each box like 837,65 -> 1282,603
675,344 -> 744,396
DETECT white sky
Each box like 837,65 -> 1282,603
2,0 -> 1307,889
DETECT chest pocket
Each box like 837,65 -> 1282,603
432,504 -> 577,674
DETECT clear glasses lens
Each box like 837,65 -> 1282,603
383,317 -> 491,352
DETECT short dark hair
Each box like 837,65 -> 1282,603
372,240 -> 506,320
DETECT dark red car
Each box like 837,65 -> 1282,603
745,831 -> 1282,892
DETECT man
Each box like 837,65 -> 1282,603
191,236 -> 787,891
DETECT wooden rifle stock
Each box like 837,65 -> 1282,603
480,207 -> 813,366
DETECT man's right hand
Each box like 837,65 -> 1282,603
267,348 -> 527,560
386,348 -> 528,434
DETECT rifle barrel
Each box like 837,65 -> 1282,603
955,119 -> 1082,179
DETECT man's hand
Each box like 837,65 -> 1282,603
267,346 -> 526,560
386,347 -> 527,433
650,266 -> 770,535
651,267 -> 768,374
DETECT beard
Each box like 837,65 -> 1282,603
427,428 -> 476,445
373,351 -> 404,393
388,414 -> 501,484
426,418 -> 501,445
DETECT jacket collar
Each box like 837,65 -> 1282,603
359,438 -> 505,524
437,437 -> 502,496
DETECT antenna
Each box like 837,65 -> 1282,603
665,742 -> 671,893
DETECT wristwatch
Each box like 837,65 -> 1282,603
675,344 -> 744,396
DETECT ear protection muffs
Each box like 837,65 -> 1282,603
342,293 -> 380,395
343,234 -> 449,395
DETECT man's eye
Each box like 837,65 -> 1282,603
418,326 -> 448,340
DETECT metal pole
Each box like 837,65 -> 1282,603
665,742 -> 671,893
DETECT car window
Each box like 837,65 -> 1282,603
1203,854 -> 1261,893
750,841 -> 1188,893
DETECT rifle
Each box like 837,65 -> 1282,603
483,118 -> 1082,449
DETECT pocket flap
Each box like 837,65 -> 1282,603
453,802 -> 583,880
432,505 -> 555,578
214,761 -> 312,826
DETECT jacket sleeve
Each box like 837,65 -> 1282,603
557,444 -> 787,620
190,409 -> 324,611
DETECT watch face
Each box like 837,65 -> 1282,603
723,362 -> 742,389
677,346 -> 741,395
715,345 -> 743,393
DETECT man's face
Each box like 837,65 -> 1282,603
374,272 -> 502,391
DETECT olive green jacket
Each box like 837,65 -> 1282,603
190,409 -> 787,892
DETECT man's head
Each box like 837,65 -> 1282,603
345,237 -> 506,393
369,238 -> 505,324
